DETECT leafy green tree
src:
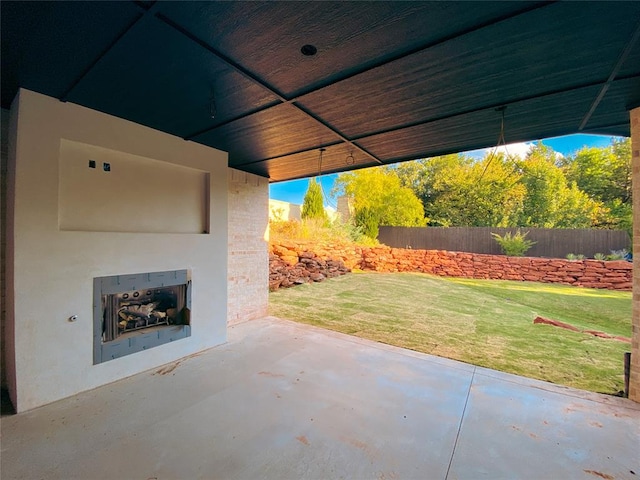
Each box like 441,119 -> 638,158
554,182 -> 603,228
397,153 -> 525,227
334,167 -> 425,239
518,144 -> 566,227
392,141 -> 625,230
301,178 -> 327,222
354,206 -> 380,239
442,153 -> 524,227
396,154 -> 469,224
518,143 -> 601,228
600,199 -> 632,233
564,138 -> 631,203
563,138 -> 631,233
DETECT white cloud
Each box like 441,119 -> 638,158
466,141 -> 564,160
466,142 -> 535,160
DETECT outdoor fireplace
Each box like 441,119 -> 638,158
94,270 -> 191,364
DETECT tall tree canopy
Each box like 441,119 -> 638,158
334,167 -> 425,238
518,143 -> 600,228
563,138 -> 631,204
562,138 -> 631,232
395,154 -> 467,223
397,152 -> 525,227
301,178 -> 328,222
336,138 -> 630,234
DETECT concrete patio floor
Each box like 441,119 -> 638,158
1,316 -> 639,480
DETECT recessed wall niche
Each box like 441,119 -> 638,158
58,139 -> 210,233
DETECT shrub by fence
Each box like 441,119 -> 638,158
378,226 -> 630,259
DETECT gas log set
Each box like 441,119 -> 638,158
102,284 -> 187,342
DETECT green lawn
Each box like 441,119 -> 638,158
269,272 -> 632,395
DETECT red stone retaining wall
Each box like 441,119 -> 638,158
269,251 -> 350,290
270,240 -> 632,291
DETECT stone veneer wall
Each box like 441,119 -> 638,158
228,169 -> 269,324
631,105 -> 640,402
270,240 -> 632,291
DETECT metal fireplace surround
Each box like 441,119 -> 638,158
93,270 -> 191,364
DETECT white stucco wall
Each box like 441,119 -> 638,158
228,169 -> 269,324
6,89 -> 229,412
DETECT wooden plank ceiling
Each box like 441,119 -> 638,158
2,1 -> 639,182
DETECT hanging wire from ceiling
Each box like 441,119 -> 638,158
317,147 -> 325,177
315,147 -> 338,210
477,106 -> 510,183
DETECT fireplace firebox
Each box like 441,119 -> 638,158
93,270 -> 191,364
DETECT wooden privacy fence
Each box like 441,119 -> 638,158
378,226 -> 631,259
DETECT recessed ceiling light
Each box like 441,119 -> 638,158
301,44 -> 317,56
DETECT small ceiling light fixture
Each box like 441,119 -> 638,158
345,152 -> 355,165
301,44 -> 318,56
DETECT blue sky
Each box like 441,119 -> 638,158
268,134 -> 622,207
